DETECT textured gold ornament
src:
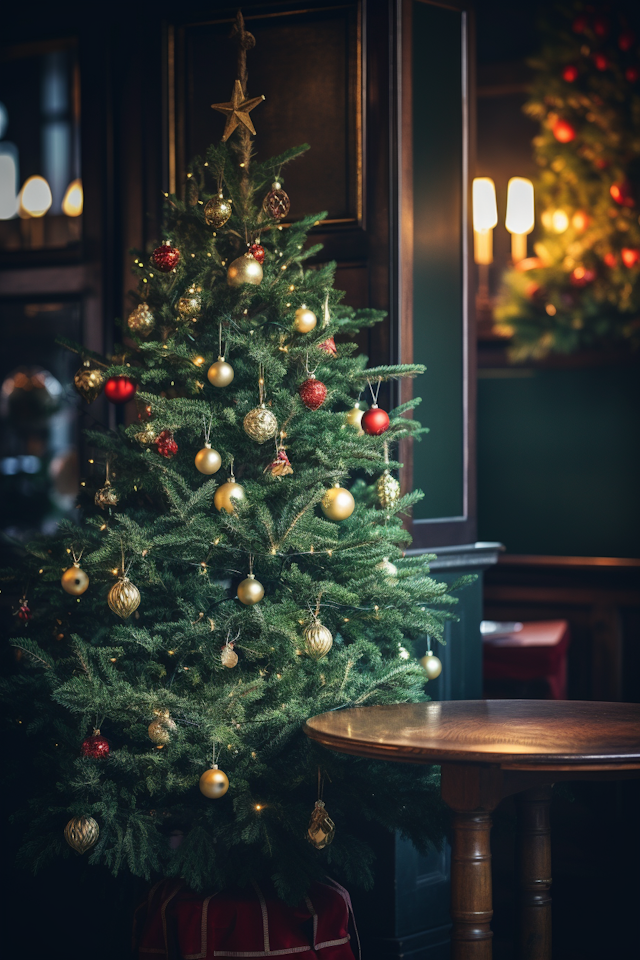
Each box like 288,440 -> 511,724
227,253 -> 263,287
127,303 -> 155,336
221,644 -> 238,668
304,620 -> 333,660
214,480 -> 245,513
64,815 -> 99,854
207,356 -> 235,388
95,481 -> 118,510
199,765 -> 229,798
135,423 -> 157,446
195,444 -> 222,475
148,715 -> 177,744
177,293 -> 202,320
321,483 -> 355,522
108,577 -> 141,619
376,557 -> 398,582
204,195 -> 233,228
237,573 -> 265,605
61,563 -> 89,596
376,470 -> 401,509
345,403 -> 364,435
307,800 -> 335,849
293,306 -> 317,333
211,79 -> 265,142
420,652 -> 443,680
243,404 -> 277,443
74,362 -> 105,404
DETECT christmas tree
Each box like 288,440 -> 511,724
3,15 -> 464,904
495,2 -> 640,359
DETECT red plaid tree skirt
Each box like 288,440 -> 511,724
134,878 -> 359,960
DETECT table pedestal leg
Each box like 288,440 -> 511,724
516,786 -> 552,960
451,810 -> 494,960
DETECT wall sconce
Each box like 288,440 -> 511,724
505,177 -> 535,263
472,177 -> 498,265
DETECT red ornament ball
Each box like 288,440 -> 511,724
562,65 -> 579,83
298,376 -> 327,410
610,181 -> 635,207
625,67 -> 640,83
249,244 -> 265,264
104,376 -> 137,404
152,242 -> 180,273
552,119 -> 576,143
570,266 -> 596,287
155,430 -> 178,458
81,731 -> 110,759
592,53 -> 608,71
362,405 -> 390,436
603,252 -> 618,268
17,601 -> 31,622
621,248 -> 640,268
318,337 -> 337,356
619,31 -> 635,52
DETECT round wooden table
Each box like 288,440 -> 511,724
304,700 -> 640,960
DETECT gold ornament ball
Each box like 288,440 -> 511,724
108,578 -> 141,619
64,815 -> 99,854
214,480 -> 245,514
420,653 -> 443,680
207,356 -> 235,388
293,306 -> 317,333
221,646 -> 238,668
195,444 -> 222,475
304,621 -> 333,660
376,557 -> 398,581
237,574 -> 265,605
74,363 -> 105,404
376,470 -> 401,509
243,405 -> 278,443
199,765 -> 229,799
127,303 -> 155,336
345,403 -> 364,435
321,484 -> 355,522
95,482 -> 118,510
204,195 -> 232,228
148,716 -> 177,744
135,423 -> 157,446
61,564 -> 89,596
227,253 -> 263,287
177,293 -> 202,320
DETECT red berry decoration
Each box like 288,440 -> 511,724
152,241 -> 180,273
318,337 -> 337,356
562,65 -> 579,83
621,248 -> 640,268
610,181 -> 635,207
298,375 -> 327,410
104,376 -> 137,404
619,31 -> 635,52
81,729 -> 110,759
361,405 -> 390,436
625,67 -> 640,83
249,243 -> 265,264
603,252 -> 618,268
592,53 -> 608,71
570,266 -> 596,287
155,430 -> 178,458
552,119 -> 576,143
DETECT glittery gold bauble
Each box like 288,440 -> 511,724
345,403 -> 364,435
148,716 -> 177,744
199,765 -> 229,799
420,652 -> 443,680
376,470 -> 401,509
135,423 -> 157,446
177,293 -> 202,320
107,578 -> 141,619
237,573 -> 265,605
304,621 -> 333,660
227,253 -> 263,287
321,484 -> 355,522
293,306 -> 317,333
221,645 -> 238,668
127,303 -> 155,336
64,816 -> 99,854
308,800 -> 335,849
207,356 -> 235,388
74,362 -> 105,404
243,404 -> 277,443
204,195 -> 232,228
214,480 -> 245,513
376,557 -> 398,582
195,444 -> 222,475
95,481 -> 118,510
61,564 -> 89,596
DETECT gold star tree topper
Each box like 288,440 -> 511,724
211,80 -> 265,142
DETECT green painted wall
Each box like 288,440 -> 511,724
477,365 -> 640,557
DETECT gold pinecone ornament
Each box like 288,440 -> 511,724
376,470 -> 401,510
177,292 -> 202,320
148,709 -> 177,744
108,577 -> 141,619
64,815 -> 100,854
95,481 -> 118,510
127,303 -> 155,336
304,620 -> 333,660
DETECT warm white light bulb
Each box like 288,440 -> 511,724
505,178 -> 535,235
472,178 -> 498,232
19,176 -> 53,218
551,209 -> 569,233
62,179 -> 83,217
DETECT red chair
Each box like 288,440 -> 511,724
482,619 -> 571,700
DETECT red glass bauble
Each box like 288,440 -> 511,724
572,16 -> 587,34
570,266 -> 596,287
318,337 -> 337,356
625,67 -> 640,83
155,430 -> 178,458
619,31 -> 635,51
610,181 -> 635,207
592,53 -> 608,71
152,242 -> 180,273
361,406 -> 390,436
562,65 -> 579,83
621,248 -> 640,268
104,376 -> 137,404
249,244 -> 265,264
603,252 -> 617,268
592,17 -> 609,38
81,732 -> 110,759
298,376 -> 327,410
17,602 -> 31,622
552,119 -> 576,143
